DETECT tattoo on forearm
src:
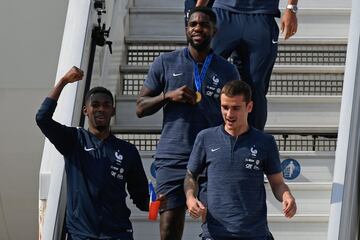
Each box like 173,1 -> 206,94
184,170 -> 199,196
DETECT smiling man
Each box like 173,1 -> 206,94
136,6 -> 239,240
185,80 -> 297,240
36,67 -> 149,240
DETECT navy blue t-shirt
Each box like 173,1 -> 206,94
36,98 -> 149,239
213,0 -> 280,16
144,48 -> 240,166
187,126 -> 281,239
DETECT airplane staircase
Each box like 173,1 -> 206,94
39,0 -> 360,239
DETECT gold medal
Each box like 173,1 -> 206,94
196,91 -> 202,103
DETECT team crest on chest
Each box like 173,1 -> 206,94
250,146 -> 258,157
115,150 -> 123,161
212,75 -> 220,85
205,75 -> 222,98
111,149 -> 125,180
245,145 -> 262,171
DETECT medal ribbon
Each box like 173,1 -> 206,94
186,48 -> 213,93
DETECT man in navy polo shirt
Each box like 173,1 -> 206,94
185,80 -> 296,239
196,0 -> 299,131
136,7 -> 239,240
36,67 -> 149,240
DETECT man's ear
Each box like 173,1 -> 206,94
111,107 -> 115,117
247,101 -> 254,113
82,105 -> 88,116
212,26 -> 217,36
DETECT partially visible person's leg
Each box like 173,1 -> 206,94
160,206 -> 186,240
212,9 -> 279,130
211,8 -> 242,60
184,0 -> 196,26
155,161 -> 187,240
238,14 -> 279,130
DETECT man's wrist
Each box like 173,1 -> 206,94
59,77 -> 69,85
186,190 -> 197,200
283,191 -> 294,200
286,4 -> 298,14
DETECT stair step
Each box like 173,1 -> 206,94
115,132 -> 337,152
130,215 -> 329,240
132,0 -> 351,8
132,151 -> 334,184
125,36 -> 348,45
128,183 -> 330,220
128,7 -> 350,38
120,65 -> 345,73
268,183 -> 331,214
124,39 -> 347,66
119,65 -> 344,96
113,95 -> 340,133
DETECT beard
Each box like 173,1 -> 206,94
187,35 -> 211,51
95,125 -> 108,131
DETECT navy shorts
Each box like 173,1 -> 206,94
155,159 -> 188,212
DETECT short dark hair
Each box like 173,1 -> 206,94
84,86 -> 114,105
221,80 -> 252,103
188,6 -> 217,25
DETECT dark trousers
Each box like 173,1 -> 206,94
211,8 -> 279,131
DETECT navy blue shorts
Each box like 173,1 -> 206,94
155,159 -> 188,212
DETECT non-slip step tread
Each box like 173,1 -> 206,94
129,213 -> 329,222
129,7 -> 351,14
125,36 -> 348,45
120,65 -> 345,73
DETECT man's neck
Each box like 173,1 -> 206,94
188,46 -> 211,63
225,124 -> 250,137
89,127 -> 111,140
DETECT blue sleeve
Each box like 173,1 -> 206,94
187,132 -> 207,175
35,97 -> 77,156
264,135 -> 282,175
126,144 -> 150,211
143,54 -> 165,95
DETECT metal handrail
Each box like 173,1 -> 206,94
39,1 -> 91,239
327,0 -> 360,238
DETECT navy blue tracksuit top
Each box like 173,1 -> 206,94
36,98 -> 149,239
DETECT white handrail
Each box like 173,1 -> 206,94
327,0 -> 360,238
39,0 -> 91,239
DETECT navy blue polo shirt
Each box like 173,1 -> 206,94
36,98 -> 149,239
187,125 -> 281,239
144,48 -> 240,166
213,0 -> 280,16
